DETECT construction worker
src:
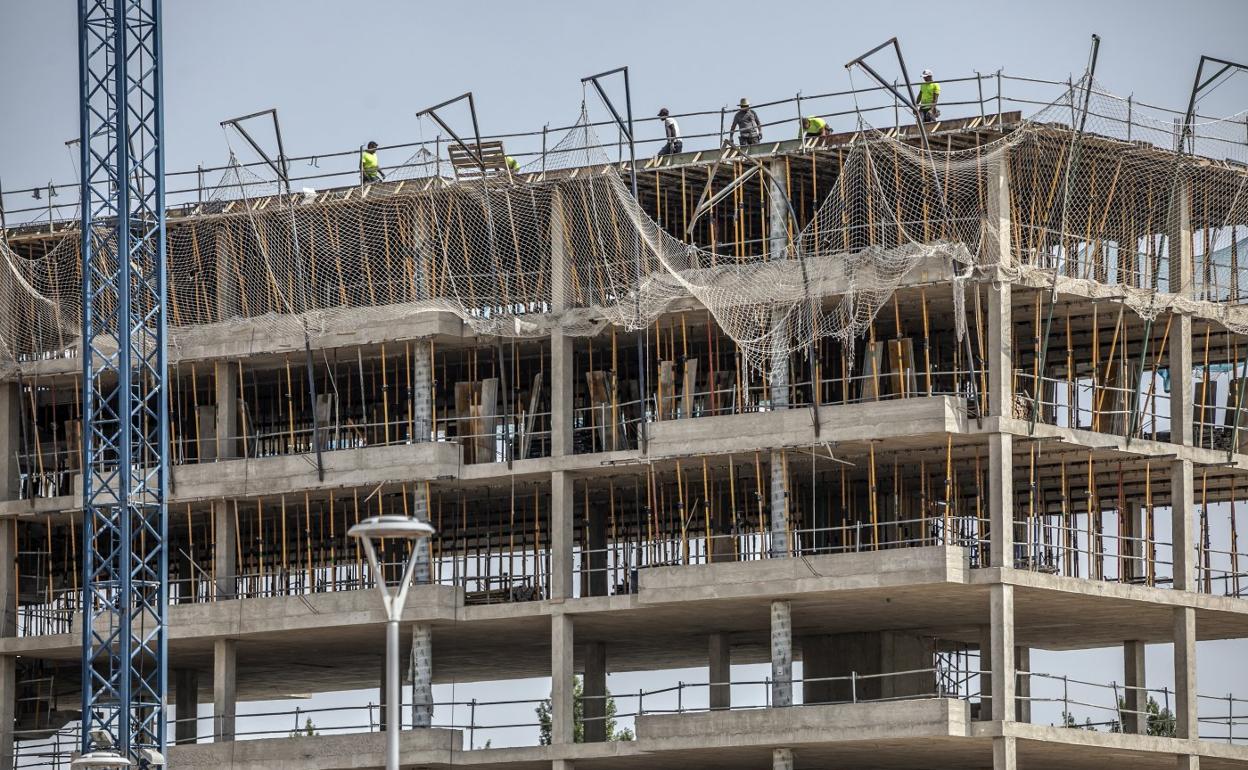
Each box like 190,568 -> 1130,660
802,115 -> 829,138
361,141 -> 384,183
657,108 -> 682,156
730,98 -> 762,146
918,69 -> 941,122
506,156 -> 520,173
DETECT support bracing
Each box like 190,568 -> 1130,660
77,0 -> 169,762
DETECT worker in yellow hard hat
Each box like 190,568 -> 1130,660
361,141 -> 384,183
802,116 -> 829,138
918,70 -> 941,122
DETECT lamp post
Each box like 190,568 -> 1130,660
348,514 -> 436,770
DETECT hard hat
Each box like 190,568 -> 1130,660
658,107 -> 670,117
739,98 -> 750,108
922,69 -> 933,78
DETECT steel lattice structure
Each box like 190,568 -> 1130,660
77,0 -> 168,760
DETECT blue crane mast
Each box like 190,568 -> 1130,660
76,0 -> 168,763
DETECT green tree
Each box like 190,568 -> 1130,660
1112,696 -> 1177,737
536,676 -> 635,744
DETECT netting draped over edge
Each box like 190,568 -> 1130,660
1,78 -> 1246,378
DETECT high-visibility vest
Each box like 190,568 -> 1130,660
919,81 -> 941,105
361,150 -> 380,173
804,116 -> 827,135
507,156 -> 520,172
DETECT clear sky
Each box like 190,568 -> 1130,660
3,0 -> 1247,192
3,0 -> 1248,747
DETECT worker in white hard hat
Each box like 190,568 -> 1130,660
918,69 -> 941,122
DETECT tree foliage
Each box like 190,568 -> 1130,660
537,676 -> 635,744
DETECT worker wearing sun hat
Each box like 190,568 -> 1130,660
730,98 -> 762,146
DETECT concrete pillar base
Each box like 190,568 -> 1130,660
770,600 -> 792,707
411,623 -> 433,728
582,642 -> 607,743
709,633 -> 731,710
213,639 -> 237,742
993,736 -> 1017,770
551,613 -> 575,745
772,748 -> 794,770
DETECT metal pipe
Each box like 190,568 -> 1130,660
386,617 -> 400,770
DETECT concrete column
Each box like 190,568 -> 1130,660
550,189 -> 575,459
993,735 -> 1017,770
709,633 -> 731,710
767,160 -> 791,559
551,334 -> 574,457
1168,314 -> 1193,447
412,484 -> 431,585
213,639 -> 237,742
990,584 -> 1015,722
551,471 -> 574,600
0,654 -> 14,770
214,359 -> 238,459
586,504 -> 607,597
1171,459 -> 1195,592
582,642 -> 606,743
1174,607 -> 1197,739
1014,646 -> 1030,723
1168,179 -> 1194,299
1123,640 -> 1147,735
0,384 -> 20,501
0,519 -> 14,638
772,747 -> 794,770
413,338 -> 433,443
987,283 -> 1012,418
989,433 -> 1014,569
551,612 -> 575,745
1177,756 -> 1200,770
410,623 -> 432,728
769,451 -> 788,557
174,668 -> 200,744
770,600 -> 792,707
987,145 -> 1013,268
213,500 -> 237,600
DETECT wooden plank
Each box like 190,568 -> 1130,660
886,339 -> 916,399
658,360 -> 676,420
455,382 -> 475,464
478,378 -> 499,463
681,358 -> 699,418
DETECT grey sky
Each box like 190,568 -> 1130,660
3,0 -> 1247,192
3,0 -> 1248,748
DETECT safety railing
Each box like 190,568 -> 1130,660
570,515 -> 990,597
1196,543 -> 1248,598
1021,670 -> 1248,744
2,70 -> 1057,231
164,408 -> 553,467
1014,370 -> 1171,441
1012,515 -> 1174,587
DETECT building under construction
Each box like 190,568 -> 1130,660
2,69 -> 1248,769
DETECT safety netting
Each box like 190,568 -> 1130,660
1,77 -> 1246,378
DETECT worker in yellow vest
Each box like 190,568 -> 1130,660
802,116 -> 829,138
361,141 -> 384,183
918,70 -> 941,122
506,156 -> 520,174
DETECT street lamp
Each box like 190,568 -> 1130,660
348,514 -> 436,770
